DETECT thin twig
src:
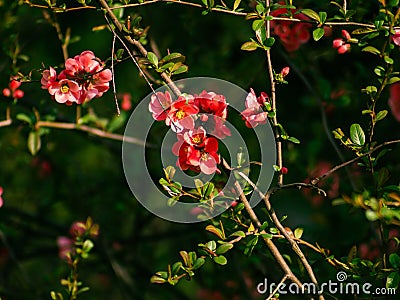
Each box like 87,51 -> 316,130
266,274 -> 288,300
311,139 -> 400,185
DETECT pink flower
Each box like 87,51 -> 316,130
0,186 -> 3,208
57,236 -> 74,262
183,126 -> 207,147
389,83 -> 400,121
165,97 -> 199,132
393,29 -> 400,46
241,89 -> 268,128
69,221 -> 86,238
210,116 -> 231,139
121,93 -> 132,111
280,66 -> 290,77
149,91 -> 173,121
333,30 -> 351,54
3,78 -> 24,100
42,51 -> 111,105
41,67 -> 57,89
48,79 -> 81,104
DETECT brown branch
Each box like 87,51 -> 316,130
96,0 -> 181,97
311,139 -> 400,185
36,120 -> 148,146
222,160 -> 304,289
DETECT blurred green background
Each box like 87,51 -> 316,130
0,0 -> 399,299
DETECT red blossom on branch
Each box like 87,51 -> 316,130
41,51 -> 111,105
332,30 -> 352,54
392,29 -> 400,46
2,78 -> 24,100
241,88 -> 269,128
270,3 -> 312,52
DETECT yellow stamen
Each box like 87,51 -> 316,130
192,136 -> 201,144
60,84 -> 70,94
175,110 -> 185,119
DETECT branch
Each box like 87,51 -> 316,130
36,120 -> 148,146
96,0 -> 182,97
311,139 -> 400,185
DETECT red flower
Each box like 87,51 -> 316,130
172,131 -> 220,175
166,97 -> 199,132
194,90 -> 228,119
57,236 -> 74,263
333,30 -> 351,54
389,83 -> 400,121
241,88 -> 268,128
48,79 -> 81,104
270,4 -> 311,52
3,78 -> 24,100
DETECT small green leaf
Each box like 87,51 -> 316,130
205,225 -> 224,240
312,28 -> 325,41
384,56 -> 394,65
388,77 -> 400,85
386,272 -> 400,289
301,9 -> 321,22
233,0 -> 241,10
375,110 -> 388,122
230,231 -> 245,238
361,85 -> 377,95
255,3 -> 264,15
389,253 -> 400,268
215,243 -> 233,255
28,131 -> 41,155
192,257 -> 205,269
241,41 -> 258,51
287,136 -> 300,144
171,65 -> 188,75
374,66 -> 385,77
252,19 -> 265,31
350,123 -> 365,146
213,255 -> 227,265
294,228 -> 304,239
159,52 -> 185,65
259,221 -> 269,231
319,11 -> 327,23
150,275 -> 167,284
362,46 -> 381,55
16,113 -> 33,125
147,52 -> 158,67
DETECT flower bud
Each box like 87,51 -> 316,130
280,67 -> 290,77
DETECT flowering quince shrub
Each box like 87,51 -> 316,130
1,0 -> 400,300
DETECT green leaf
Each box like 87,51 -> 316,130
252,19 -> 265,31
287,136 -> 300,144
259,221 -> 269,231
28,131 -> 41,155
241,41 -> 258,51
159,52 -> 185,65
362,46 -> 381,55
233,0 -> 241,10
361,85 -> 377,95
150,275 -> 167,284
312,28 -> 325,41
147,52 -> 158,67
255,3 -> 264,15
301,9 -> 321,22
192,257 -> 205,269
386,272 -> 400,289
384,56 -> 394,65
215,243 -> 233,255
374,66 -> 385,77
294,228 -> 304,239
205,225 -> 224,239
244,235 -> 258,256
375,110 -> 388,122
319,11 -> 327,24
389,253 -> 400,268
171,65 -> 188,75
213,255 -> 227,265
16,113 -> 33,125
107,112 -> 127,132
230,230 -> 245,238
388,77 -> 400,85
350,124 -> 365,146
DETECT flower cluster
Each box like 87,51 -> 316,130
270,3 -> 312,52
41,51 -> 112,105
2,78 -> 24,100
241,88 -> 271,128
332,30 -> 352,54
0,186 -> 3,208
149,90 -> 231,174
